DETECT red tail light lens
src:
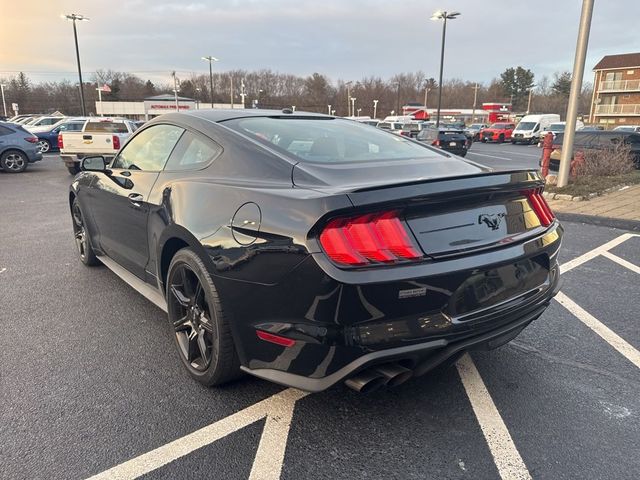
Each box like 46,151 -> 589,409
58,134 -> 64,149
319,211 -> 423,266
112,135 -> 120,150
432,139 -> 440,147
525,189 -> 555,226
24,136 -> 38,143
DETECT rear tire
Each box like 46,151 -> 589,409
166,248 -> 241,386
67,165 -> 80,175
71,198 -> 100,266
0,150 -> 28,173
498,134 -> 505,143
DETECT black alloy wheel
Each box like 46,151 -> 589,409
166,249 -> 240,385
71,199 -> 99,266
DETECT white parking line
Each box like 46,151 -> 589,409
480,149 -> 540,158
86,388 -> 309,480
466,151 -> 513,161
560,233 -> 639,274
457,354 -> 532,480
601,251 -> 640,275
555,292 -> 640,369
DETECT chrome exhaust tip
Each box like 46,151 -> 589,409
374,363 -> 413,387
344,370 -> 387,393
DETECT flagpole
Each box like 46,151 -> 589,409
97,88 -> 103,116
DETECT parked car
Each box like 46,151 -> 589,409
613,125 -> 640,133
511,114 -> 560,144
400,122 -> 423,138
69,109 -> 562,393
464,123 -> 488,141
12,116 -> 37,125
547,131 -> 640,171
60,118 -> 137,174
376,121 -> 403,135
479,123 -> 516,143
0,121 -> 43,172
23,116 -> 66,130
417,126 -> 469,156
32,118 -> 86,153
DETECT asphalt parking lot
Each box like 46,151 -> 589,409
1,152 -> 638,480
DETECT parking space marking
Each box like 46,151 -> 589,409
555,292 -> 640,370
466,151 -> 513,161
86,388 -> 309,480
479,149 -> 540,158
457,354 -> 532,480
601,251 -> 640,275
560,233 -> 639,274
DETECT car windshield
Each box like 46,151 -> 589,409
516,122 -> 536,130
225,117 -> 436,163
470,124 -> 484,129
549,123 -> 565,132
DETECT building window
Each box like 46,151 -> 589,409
627,70 -> 635,75
605,71 -> 622,82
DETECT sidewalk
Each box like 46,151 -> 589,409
547,184 -> 640,223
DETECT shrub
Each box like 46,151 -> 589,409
574,143 -> 635,177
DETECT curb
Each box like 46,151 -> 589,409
556,212 -> 640,232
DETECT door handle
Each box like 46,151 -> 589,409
128,193 -> 144,207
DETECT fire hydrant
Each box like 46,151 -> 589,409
540,132 -> 554,178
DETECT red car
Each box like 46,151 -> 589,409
480,123 -> 516,143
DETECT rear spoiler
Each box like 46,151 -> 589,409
347,170 -> 544,207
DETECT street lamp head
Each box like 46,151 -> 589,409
62,13 -> 89,21
430,10 -> 460,20
201,56 -> 219,62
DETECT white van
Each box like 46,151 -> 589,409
511,114 -> 560,144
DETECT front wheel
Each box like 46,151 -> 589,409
167,248 -> 241,386
498,134 -> 505,143
0,150 -> 28,173
71,199 -> 100,266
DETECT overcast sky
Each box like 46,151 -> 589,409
1,0 -> 639,86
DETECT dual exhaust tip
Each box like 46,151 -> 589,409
344,363 -> 413,393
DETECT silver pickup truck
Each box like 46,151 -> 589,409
60,118 -> 138,174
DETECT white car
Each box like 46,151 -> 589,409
23,116 -> 66,129
613,125 -> 640,133
376,121 -> 404,135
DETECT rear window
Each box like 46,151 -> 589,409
225,117 -> 436,163
85,121 -> 129,133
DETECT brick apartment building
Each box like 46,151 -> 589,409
589,52 -> 640,128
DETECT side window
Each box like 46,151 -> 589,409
164,131 -> 222,171
112,124 -> 184,171
0,125 -> 13,136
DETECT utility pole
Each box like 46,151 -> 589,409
62,14 -> 89,116
431,10 -> 460,128
395,82 -> 400,116
471,83 -> 479,123
240,80 -> 246,108
373,99 -> 379,119
230,74 -> 234,109
346,81 -> 353,116
0,84 -> 7,117
526,88 -> 534,114
557,0 -> 595,188
172,71 -> 179,111
350,97 -> 356,118
201,56 -> 219,108
423,87 -> 430,110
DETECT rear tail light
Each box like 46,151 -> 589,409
319,211 -> 423,266
58,134 -> 64,149
525,188 -> 555,226
432,139 -> 440,147
24,136 -> 38,143
112,135 -> 120,150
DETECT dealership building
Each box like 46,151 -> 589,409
95,94 -> 244,120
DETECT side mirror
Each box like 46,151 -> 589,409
81,156 -> 110,173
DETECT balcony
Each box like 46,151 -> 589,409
598,79 -> 640,93
594,104 -> 640,116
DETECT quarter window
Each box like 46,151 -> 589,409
164,131 -> 221,171
112,124 -> 184,171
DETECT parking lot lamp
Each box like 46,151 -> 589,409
394,82 -> 400,116
345,81 -> 353,116
327,104 -> 332,115
350,97 -> 356,117
201,56 -> 219,108
373,99 -> 379,119
558,0 -> 594,188
0,84 -> 6,117
62,14 -> 89,116
357,108 -> 362,117
431,10 -> 460,128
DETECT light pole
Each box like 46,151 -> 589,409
195,87 -> 201,109
0,84 -> 7,117
558,0 -> 595,188
394,82 -> 400,116
171,71 -> 180,111
201,56 -> 219,108
431,10 -> 460,128
62,14 -> 89,116
327,104 -> 332,115
471,83 -> 480,123
350,97 -> 356,117
526,88 -> 534,114
357,108 -> 362,117
345,81 -> 353,116
240,80 -> 246,108
423,86 -> 431,110
373,99 -> 379,119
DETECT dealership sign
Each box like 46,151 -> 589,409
143,100 -> 195,115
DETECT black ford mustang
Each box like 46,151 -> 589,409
69,109 -> 562,393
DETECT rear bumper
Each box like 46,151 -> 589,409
242,277 -> 558,392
